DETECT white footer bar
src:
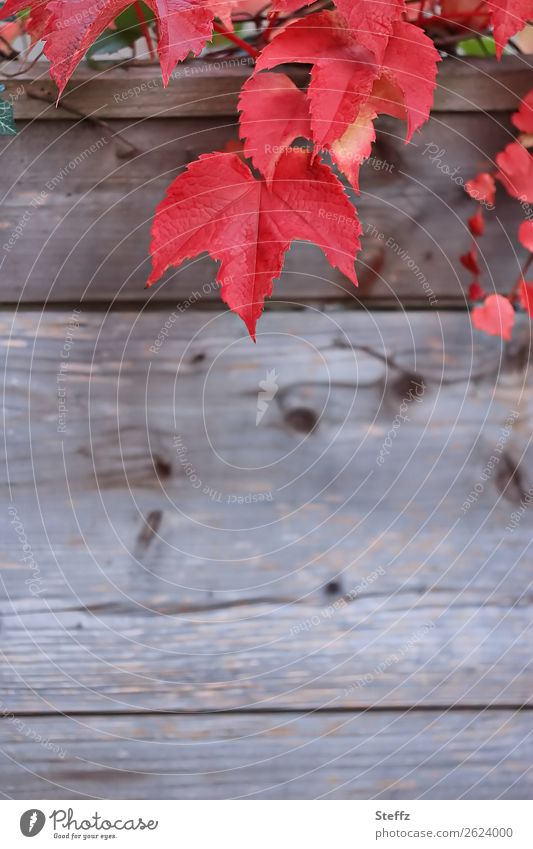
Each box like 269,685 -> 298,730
3,800 -> 532,848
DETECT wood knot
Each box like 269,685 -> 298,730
154,454 -> 172,479
324,580 -> 342,596
390,372 -> 426,402
285,407 -> 318,433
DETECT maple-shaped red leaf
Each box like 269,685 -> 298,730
468,208 -> 485,236
471,294 -> 515,341
269,0 -> 405,61
239,69 -> 380,192
147,150 -> 360,338
1,0 -> 215,93
496,141 -> 533,202
255,11 -> 379,149
519,278 -> 533,316
468,281 -> 486,301
238,72 -> 312,182
368,20 -> 440,141
512,88 -> 533,134
518,219 -> 533,250
489,0 -> 533,58
465,172 -> 496,205
255,13 -> 438,154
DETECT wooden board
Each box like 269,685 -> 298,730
0,112 -> 525,304
2,55 -> 532,798
4,57 -> 532,120
0,711 -> 531,799
1,311 -> 532,718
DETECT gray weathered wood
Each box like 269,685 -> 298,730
2,311 -> 532,713
0,68 -> 526,305
4,57 -> 532,120
0,711 -> 531,799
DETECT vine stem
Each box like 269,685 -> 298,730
212,21 -> 258,58
509,254 -> 533,303
262,10 -> 280,43
134,1 -> 156,62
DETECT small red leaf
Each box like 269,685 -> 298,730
465,172 -> 496,206
518,219 -> 533,251
468,208 -> 485,236
496,142 -> 533,202
519,278 -> 533,316
460,245 -> 480,275
471,294 -> 515,341
468,281 -> 486,301
512,88 -> 533,134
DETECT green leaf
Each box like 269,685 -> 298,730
457,36 -> 498,57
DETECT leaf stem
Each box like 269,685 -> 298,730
134,1 -> 156,62
212,21 -> 258,58
262,10 -> 280,43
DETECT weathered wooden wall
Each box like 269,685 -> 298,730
0,57 -> 532,800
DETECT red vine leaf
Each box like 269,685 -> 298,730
254,13 -> 439,177
468,281 -> 486,301
496,141 -> 533,202
255,11 -> 380,148
460,245 -> 481,275
490,0 -> 533,58
147,150 -> 360,338
468,208 -> 485,236
368,20 -> 440,141
238,72 -> 312,182
270,0 -> 405,60
471,294 -> 515,341
465,172 -> 496,205
518,219 -> 533,250
519,279 -> 533,316
512,88 -> 533,134
1,0 -> 215,93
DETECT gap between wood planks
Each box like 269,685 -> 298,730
3,705 -> 533,718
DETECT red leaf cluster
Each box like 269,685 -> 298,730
462,83 -> 533,341
5,0 -> 532,337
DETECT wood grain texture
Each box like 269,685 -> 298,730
2,49 -> 532,794
2,311 -> 532,714
4,57 -> 532,120
0,711 -> 531,799
0,112 -> 524,304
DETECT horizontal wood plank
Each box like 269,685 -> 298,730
0,711 -> 531,799
0,111 -> 525,304
1,310 -> 532,713
4,57 -> 532,119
